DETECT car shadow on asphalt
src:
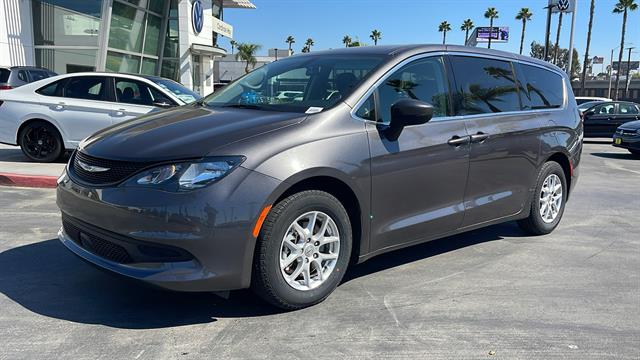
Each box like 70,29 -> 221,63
591,152 -> 639,160
0,147 -> 70,163
0,222 -> 526,329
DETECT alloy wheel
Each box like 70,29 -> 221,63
279,211 -> 340,291
539,174 -> 563,223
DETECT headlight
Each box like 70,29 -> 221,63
124,156 -> 244,191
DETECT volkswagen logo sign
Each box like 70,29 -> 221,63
557,0 -> 570,11
192,0 -> 204,35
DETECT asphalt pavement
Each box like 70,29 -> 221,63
0,140 -> 638,359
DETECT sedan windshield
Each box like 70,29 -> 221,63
151,78 -> 201,104
202,55 -> 386,113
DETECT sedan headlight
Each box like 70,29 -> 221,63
124,157 -> 244,191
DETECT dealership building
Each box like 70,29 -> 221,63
0,0 -> 254,94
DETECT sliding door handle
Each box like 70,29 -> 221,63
447,135 -> 470,146
470,132 -> 490,143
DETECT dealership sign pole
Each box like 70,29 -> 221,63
566,0 -> 577,76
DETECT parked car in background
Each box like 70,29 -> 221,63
0,66 -> 56,90
0,73 -> 201,162
578,100 -> 604,113
56,45 -> 582,310
575,96 -> 611,105
582,101 -> 640,137
612,120 -> 640,156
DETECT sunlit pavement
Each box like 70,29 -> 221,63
0,140 -> 638,359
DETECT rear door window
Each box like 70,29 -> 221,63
519,64 -> 564,110
63,76 -> 106,101
28,70 -> 50,82
618,103 -> 639,115
449,56 -> 520,115
114,78 -> 155,106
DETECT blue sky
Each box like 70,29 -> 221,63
221,0 -> 639,67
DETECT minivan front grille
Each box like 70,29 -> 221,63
70,151 -> 150,186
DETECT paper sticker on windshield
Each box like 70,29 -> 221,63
177,94 -> 197,103
305,107 -> 323,114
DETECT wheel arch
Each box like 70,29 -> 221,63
270,174 -> 365,265
545,152 -> 572,196
16,118 -> 65,147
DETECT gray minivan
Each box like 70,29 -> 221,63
56,45 -> 582,309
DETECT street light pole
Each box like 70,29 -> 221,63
566,0 -> 577,76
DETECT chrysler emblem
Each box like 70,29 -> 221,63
77,160 -> 110,173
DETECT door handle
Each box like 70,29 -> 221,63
470,132 -> 490,143
447,135 -> 470,146
113,109 -> 126,116
54,102 -> 65,110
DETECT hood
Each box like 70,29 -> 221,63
619,120 -> 640,131
80,104 -> 305,161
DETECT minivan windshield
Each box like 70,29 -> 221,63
202,55 -> 386,113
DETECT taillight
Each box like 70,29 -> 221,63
0,85 -> 12,90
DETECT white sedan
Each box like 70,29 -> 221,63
0,72 -> 201,162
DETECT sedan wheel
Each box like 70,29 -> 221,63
19,121 -> 63,162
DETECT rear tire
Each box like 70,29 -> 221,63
517,161 -> 567,235
252,190 -> 352,310
18,121 -> 64,163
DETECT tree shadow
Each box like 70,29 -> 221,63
0,222 -> 527,329
590,152 -> 639,160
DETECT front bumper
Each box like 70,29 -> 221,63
612,131 -> 640,151
56,165 -> 282,292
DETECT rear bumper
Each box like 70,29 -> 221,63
56,165 -> 282,291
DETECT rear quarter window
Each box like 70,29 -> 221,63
0,69 -> 9,82
519,64 -> 564,110
36,79 -> 66,97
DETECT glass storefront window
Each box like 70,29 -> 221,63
141,58 -> 157,75
163,19 -> 179,58
143,14 -> 162,55
147,0 -> 164,14
168,0 -> 179,17
161,59 -> 179,81
106,51 -> 141,73
32,0 -> 103,46
35,48 -> 97,74
108,1 -> 145,53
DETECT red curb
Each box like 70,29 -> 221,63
0,172 -> 58,188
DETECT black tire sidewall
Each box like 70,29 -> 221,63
19,121 -> 63,163
258,191 -> 352,308
529,162 -> 567,233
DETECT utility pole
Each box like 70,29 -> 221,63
543,4 -> 556,62
566,0 -> 577,77
608,47 -> 617,99
625,47 -> 635,98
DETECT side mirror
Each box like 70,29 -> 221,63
584,110 -> 595,116
382,99 -> 433,141
153,101 -> 174,108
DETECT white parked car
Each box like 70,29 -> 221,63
575,96 -> 612,105
0,72 -> 201,162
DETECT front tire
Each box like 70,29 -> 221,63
517,161 -> 567,235
18,121 -> 64,163
252,190 -> 352,310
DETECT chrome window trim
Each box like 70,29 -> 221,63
350,50 -> 568,124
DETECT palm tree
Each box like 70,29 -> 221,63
235,43 -> 261,73
285,36 -> 295,54
613,0 -> 638,100
484,7 -> 499,49
304,38 -> 314,52
460,19 -> 474,45
370,30 -> 382,45
515,8 -> 533,55
230,40 -> 237,54
342,35 -> 352,48
553,11 -> 564,64
580,0 -> 596,96
438,21 -> 451,45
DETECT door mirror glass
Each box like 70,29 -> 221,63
383,99 -> 433,141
